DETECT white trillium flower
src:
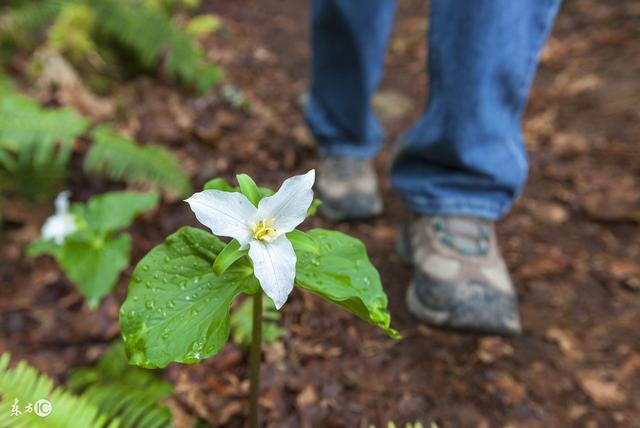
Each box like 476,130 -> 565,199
42,191 -> 78,244
185,170 -> 315,309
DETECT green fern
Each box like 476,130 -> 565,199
0,0 -> 64,48
164,31 -> 224,92
2,0 -> 223,91
0,353 -> 119,428
3,0 -> 63,31
0,83 -> 192,200
89,0 -> 173,69
67,342 -> 173,428
0,91 -> 88,160
85,126 -> 192,197
87,0 -> 223,91
0,88 -> 89,201
48,3 -> 98,64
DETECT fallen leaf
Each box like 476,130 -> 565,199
373,90 -> 414,122
485,372 -> 527,407
578,372 -> 626,408
525,200 -> 570,224
218,400 -> 243,425
546,327 -> 584,362
477,337 -> 514,364
296,385 -> 318,409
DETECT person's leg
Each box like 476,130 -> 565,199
391,0 -> 562,219
306,0 -> 396,159
307,0 -> 396,220
394,0 -> 561,334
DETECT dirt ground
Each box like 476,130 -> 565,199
1,0 -> 639,426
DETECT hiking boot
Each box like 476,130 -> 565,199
316,156 -> 383,220
398,215 -> 521,335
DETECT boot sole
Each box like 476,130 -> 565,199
405,281 -> 522,336
318,197 -> 383,221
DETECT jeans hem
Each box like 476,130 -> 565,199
402,195 -> 511,221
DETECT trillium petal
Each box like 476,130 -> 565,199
248,235 -> 296,309
185,190 -> 257,246
256,170 -> 315,234
42,214 -> 77,244
54,190 -> 71,214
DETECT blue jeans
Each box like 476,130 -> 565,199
306,0 -> 561,219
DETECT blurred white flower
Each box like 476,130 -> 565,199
186,170 -> 315,309
42,191 -> 77,244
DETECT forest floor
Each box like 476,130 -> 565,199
1,0 -> 639,426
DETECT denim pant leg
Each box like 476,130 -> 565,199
391,0 -> 562,220
305,0 -> 396,159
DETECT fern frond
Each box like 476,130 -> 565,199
84,126 -> 192,197
89,0 -> 174,68
165,32 -> 201,84
48,3 -> 98,63
0,91 -> 89,160
1,0 -> 64,35
0,89 -> 89,200
0,353 -> 119,428
79,384 -> 171,428
67,342 -> 173,428
165,33 -> 224,92
87,0 -> 221,91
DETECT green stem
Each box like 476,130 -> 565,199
248,293 -> 262,428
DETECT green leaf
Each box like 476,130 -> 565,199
236,173 -> 261,206
59,234 -> 132,308
185,14 -> 221,36
307,198 -> 322,217
28,191 -> 156,307
120,227 -> 259,368
212,239 -> 248,275
203,177 -> 236,192
293,229 -> 399,338
204,176 -> 273,198
73,191 -> 158,235
27,238 -> 61,258
28,233 -> 131,308
286,230 -> 320,254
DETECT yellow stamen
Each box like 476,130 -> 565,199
253,219 -> 277,241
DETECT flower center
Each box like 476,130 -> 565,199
253,219 -> 277,241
